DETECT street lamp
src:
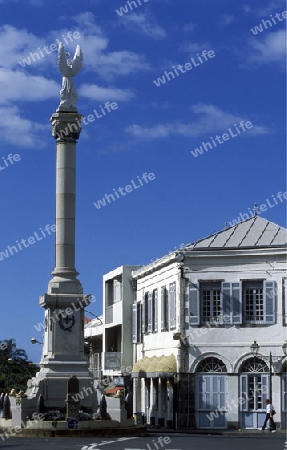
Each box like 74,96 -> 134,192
250,341 -> 287,403
30,338 -> 43,345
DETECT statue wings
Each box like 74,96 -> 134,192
58,43 -> 83,77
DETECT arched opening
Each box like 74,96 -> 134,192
196,357 -> 227,373
239,357 -> 269,429
195,357 -> 228,429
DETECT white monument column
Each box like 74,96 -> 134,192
53,116 -> 79,279
25,45 -> 95,411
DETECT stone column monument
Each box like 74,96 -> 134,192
25,44 -> 94,414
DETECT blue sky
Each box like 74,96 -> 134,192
0,0 -> 286,362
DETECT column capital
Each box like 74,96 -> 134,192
50,111 -> 83,142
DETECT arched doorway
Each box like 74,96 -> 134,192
239,357 -> 269,429
195,357 -> 228,429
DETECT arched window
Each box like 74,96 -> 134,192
196,357 -> 227,373
240,357 -> 269,373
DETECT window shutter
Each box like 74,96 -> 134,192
189,282 -> 199,325
264,280 -> 276,324
148,292 -> 153,333
169,282 -> 176,329
132,304 -> 137,343
141,292 -> 146,334
161,286 -> 167,331
284,279 -> 287,325
222,282 -> 232,324
185,284 -> 189,328
137,303 -> 142,342
153,289 -> 158,332
222,282 -> 242,324
232,282 -> 242,324
240,375 -> 248,412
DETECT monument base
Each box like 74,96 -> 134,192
24,366 -> 95,410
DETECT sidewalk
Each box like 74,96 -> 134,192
147,426 -> 287,438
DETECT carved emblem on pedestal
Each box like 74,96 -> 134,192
59,314 -> 75,331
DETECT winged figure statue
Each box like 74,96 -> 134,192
57,43 -> 83,110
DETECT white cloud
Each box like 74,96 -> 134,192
0,69 -> 58,104
127,124 -> 170,139
125,104 -> 269,139
79,84 -> 134,102
0,105 -> 47,148
0,67 -> 57,147
0,14 -> 149,146
0,15 -> 149,79
119,12 -> 166,39
243,1 -> 285,16
243,4 -> 251,13
94,50 -> 149,78
220,14 -> 235,25
62,12 -> 151,78
66,11 -> 102,35
182,23 -> 197,33
0,24 -> 45,69
255,0 -> 286,17
247,29 -> 286,65
179,41 -> 211,54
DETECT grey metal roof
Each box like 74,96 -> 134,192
131,216 -> 287,279
184,216 -> 287,250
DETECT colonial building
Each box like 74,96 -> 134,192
131,216 -> 287,430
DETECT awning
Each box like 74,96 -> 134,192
105,385 -> 125,394
132,354 -> 177,378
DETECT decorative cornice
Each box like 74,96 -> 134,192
50,111 -> 83,142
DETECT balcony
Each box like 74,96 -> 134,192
103,352 -> 122,371
105,306 -> 113,324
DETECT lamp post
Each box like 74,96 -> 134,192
250,341 -> 287,403
30,338 -> 43,345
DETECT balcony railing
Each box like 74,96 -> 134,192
105,306 -> 113,324
103,352 -> 122,371
90,352 -> 101,378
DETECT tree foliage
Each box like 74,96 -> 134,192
0,339 -> 39,393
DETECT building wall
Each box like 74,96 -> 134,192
103,265 -> 140,377
183,248 -> 286,429
135,262 -> 182,361
132,261 -> 183,426
132,247 -> 287,429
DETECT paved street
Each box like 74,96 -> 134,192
0,434 -> 286,450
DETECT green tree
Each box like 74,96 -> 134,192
0,339 -> 39,393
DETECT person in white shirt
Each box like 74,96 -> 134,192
262,399 -> 276,432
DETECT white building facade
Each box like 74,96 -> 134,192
85,265 -> 141,394
131,217 -> 287,430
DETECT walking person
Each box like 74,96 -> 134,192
262,399 -> 276,432
125,389 -> 133,419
